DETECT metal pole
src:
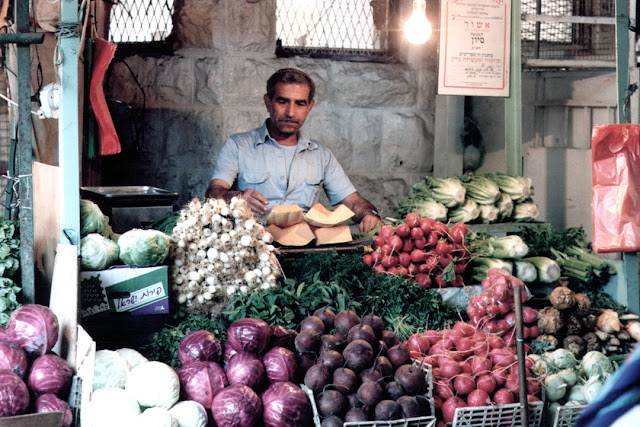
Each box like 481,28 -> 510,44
514,285 -> 530,427
16,0 -> 34,303
505,0 -> 522,175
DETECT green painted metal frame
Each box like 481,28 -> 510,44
615,0 -> 640,315
15,2 -> 36,303
58,0 -> 81,248
504,0 -> 522,176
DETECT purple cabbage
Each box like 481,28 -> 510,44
27,354 -> 74,396
223,344 -> 238,369
226,318 -> 271,354
6,304 -> 59,358
0,325 -> 8,341
262,346 -> 297,384
178,330 -> 222,366
261,382 -> 312,427
269,325 -> 297,351
176,361 -> 228,409
35,393 -> 73,426
0,340 -> 28,378
211,384 -> 262,427
226,351 -> 265,389
0,369 -> 30,417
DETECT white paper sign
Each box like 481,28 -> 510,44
438,0 -> 511,97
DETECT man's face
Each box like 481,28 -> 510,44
264,82 -> 315,138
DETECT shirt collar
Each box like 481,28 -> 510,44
256,119 -> 318,151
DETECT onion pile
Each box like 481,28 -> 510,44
169,197 -> 280,317
363,213 -> 471,289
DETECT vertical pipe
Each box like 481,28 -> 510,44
505,0 -> 522,175
58,0 -> 81,246
16,0 -> 34,303
513,285 -> 529,426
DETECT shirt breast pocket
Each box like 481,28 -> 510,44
241,170 -> 269,189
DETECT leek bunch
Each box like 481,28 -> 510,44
466,234 -> 529,259
469,257 -> 513,282
521,256 -> 561,283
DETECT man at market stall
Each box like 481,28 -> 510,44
205,67 -> 384,232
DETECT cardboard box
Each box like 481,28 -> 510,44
80,265 -> 169,318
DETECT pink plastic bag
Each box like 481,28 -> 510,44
592,124 -> 640,253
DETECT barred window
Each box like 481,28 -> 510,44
521,0 -> 571,43
276,0 -> 395,60
108,0 -> 174,43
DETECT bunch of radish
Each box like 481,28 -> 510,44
466,267 -> 540,341
362,213 -> 471,289
404,269 -> 544,426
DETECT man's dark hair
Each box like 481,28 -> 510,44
266,68 -> 316,102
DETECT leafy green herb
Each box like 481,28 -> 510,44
513,225 -> 587,257
277,251 -> 459,340
585,291 -> 629,315
141,315 -> 227,369
225,273 -> 358,328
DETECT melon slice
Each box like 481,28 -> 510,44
304,203 -> 355,227
266,204 -> 304,227
267,222 -> 315,246
313,225 -> 353,245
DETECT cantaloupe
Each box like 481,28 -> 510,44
312,225 -> 353,245
266,204 -> 304,227
304,203 -> 355,227
267,222 -> 315,246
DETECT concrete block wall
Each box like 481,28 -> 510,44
104,0 -> 440,218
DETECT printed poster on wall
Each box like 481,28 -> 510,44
438,0 -> 511,97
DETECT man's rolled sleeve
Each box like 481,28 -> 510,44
323,148 -> 357,205
211,138 -> 240,187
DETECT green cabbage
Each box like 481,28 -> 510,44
118,229 -> 170,268
80,199 -> 108,236
80,233 -> 120,271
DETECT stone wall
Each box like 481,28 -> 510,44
104,0 -> 439,218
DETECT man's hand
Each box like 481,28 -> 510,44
360,213 -> 384,233
206,179 -> 268,216
239,189 -> 268,216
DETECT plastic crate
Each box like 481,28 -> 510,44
552,404 -> 586,427
452,400 -> 544,427
305,361 -> 436,427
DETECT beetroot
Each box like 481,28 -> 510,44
343,339 -> 374,373
321,415 -> 344,427
374,356 -> 394,378
295,329 -> 322,354
334,309 -> 360,332
300,316 -> 326,335
374,400 -> 402,421
320,335 -> 343,354
317,389 -> 346,417
360,367 -> 383,384
318,350 -> 343,372
313,308 -> 336,330
360,314 -> 384,339
357,381 -> 384,407
382,330 -> 400,348
387,344 -> 411,368
384,381 -> 405,401
396,395 -> 422,418
333,367 -> 359,395
394,364 -> 426,395
347,324 -> 376,345
304,363 -> 331,395
345,407 -> 370,422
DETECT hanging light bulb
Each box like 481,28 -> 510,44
404,0 -> 432,45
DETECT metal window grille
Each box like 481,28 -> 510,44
521,0 -> 616,66
276,0 -> 393,60
108,0 -> 174,43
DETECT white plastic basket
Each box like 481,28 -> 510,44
552,404 -> 586,427
452,400 -> 544,427
305,361 -> 436,427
